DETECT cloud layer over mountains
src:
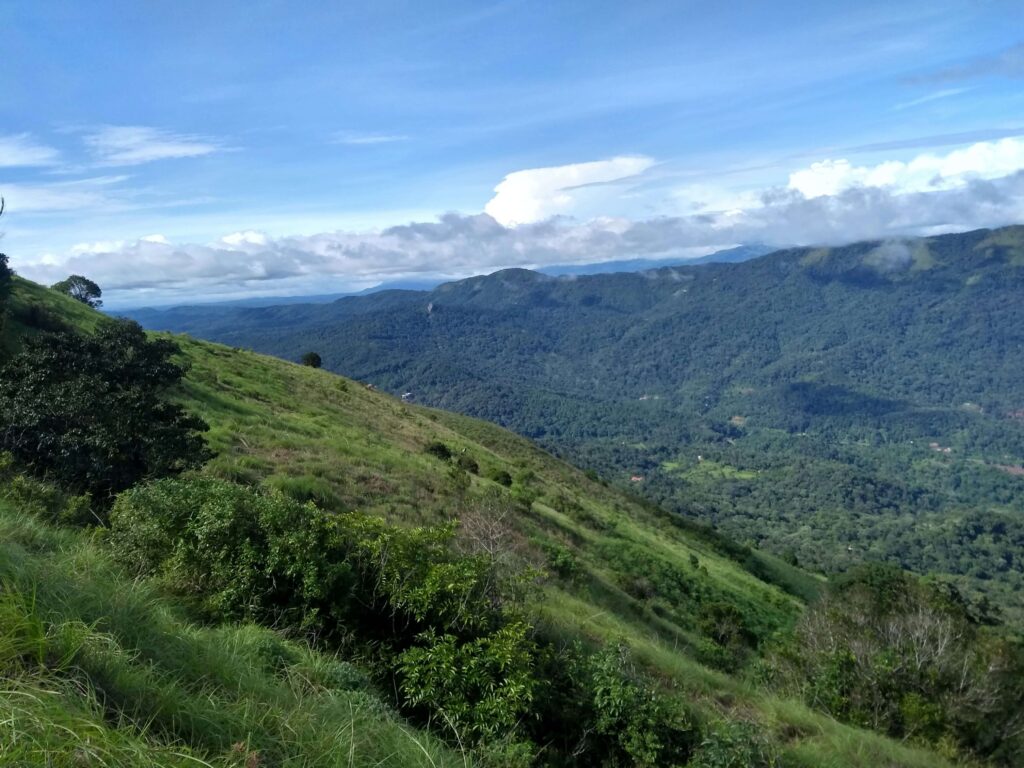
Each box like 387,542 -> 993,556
15,136 -> 1024,305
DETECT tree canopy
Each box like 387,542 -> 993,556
52,274 -> 103,307
0,319 -> 210,500
0,253 -> 10,308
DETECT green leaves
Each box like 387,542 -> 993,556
398,622 -> 536,741
0,320 -> 210,502
50,275 -> 103,308
773,565 -> 1024,763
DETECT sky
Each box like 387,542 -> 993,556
2,0 -> 1024,307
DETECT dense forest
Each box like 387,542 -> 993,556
128,226 -> 1024,622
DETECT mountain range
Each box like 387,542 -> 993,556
126,226 -> 1024,622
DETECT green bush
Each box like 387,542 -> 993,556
0,320 -> 210,502
424,441 -> 453,461
109,476 -> 540,750
580,644 -> 695,767
542,541 -> 581,582
689,720 -> 780,768
398,621 -> 536,741
772,564 -> 1024,764
456,454 -> 479,474
300,351 -> 322,368
110,477 -> 356,631
487,468 -> 513,487
528,641 -> 695,767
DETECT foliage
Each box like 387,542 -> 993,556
488,467 -> 513,486
110,477 -> 357,629
300,350 -> 322,367
425,440 -> 453,460
0,252 -> 11,308
0,320 -> 210,501
688,720 -> 781,768
51,274 -> 103,307
0,498 -> 461,767
398,622 -> 536,741
110,476 -> 540,746
528,642 -> 696,767
771,564 -> 1024,764
584,643 -> 695,766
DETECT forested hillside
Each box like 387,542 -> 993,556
128,226 -> 1024,622
4,273 -> 1017,766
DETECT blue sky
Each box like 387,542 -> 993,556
3,0 -> 1024,305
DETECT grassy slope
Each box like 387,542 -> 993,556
0,498 -> 460,768
1,277 -> 955,768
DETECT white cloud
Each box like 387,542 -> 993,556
17,165 -> 1024,306
0,133 -> 60,167
219,230 -> 269,248
788,136 -> 1024,198
13,140 -> 1024,306
0,175 -> 129,212
333,133 -> 408,145
485,155 -> 655,225
84,125 -> 222,165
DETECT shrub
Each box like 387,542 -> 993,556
581,644 -> 695,766
109,476 -> 540,748
424,441 -> 452,461
300,351 -> 322,368
456,454 -> 479,474
689,720 -> 780,768
487,468 -> 513,487
398,622 -> 536,741
110,477 -> 357,631
0,320 -> 210,503
0,252 -> 10,308
542,542 -> 581,582
772,563 -> 1024,764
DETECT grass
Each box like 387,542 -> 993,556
0,276 -> 961,767
0,498 -> 462,767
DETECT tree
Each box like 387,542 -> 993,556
0,253 -> 10,307
300,351 -> 322,368
0,198 -> 11,313
51,274 -> 103,307
0,319 -> 211,501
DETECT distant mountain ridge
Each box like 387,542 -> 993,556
121,243 -> 773,315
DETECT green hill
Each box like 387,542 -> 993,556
125,226 -> 1024,622
1,274 -> 1015,766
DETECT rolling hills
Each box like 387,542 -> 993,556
126,226 -> 1024,622
0,274 -> 989,766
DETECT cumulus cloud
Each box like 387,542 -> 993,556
84,125 -> 222,165
484,155 -> 655,225
787,137 -> 1024,198
17,167 -> 1024,306
0,133 -> 60,167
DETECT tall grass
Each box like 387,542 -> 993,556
0,501 -> 462,767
